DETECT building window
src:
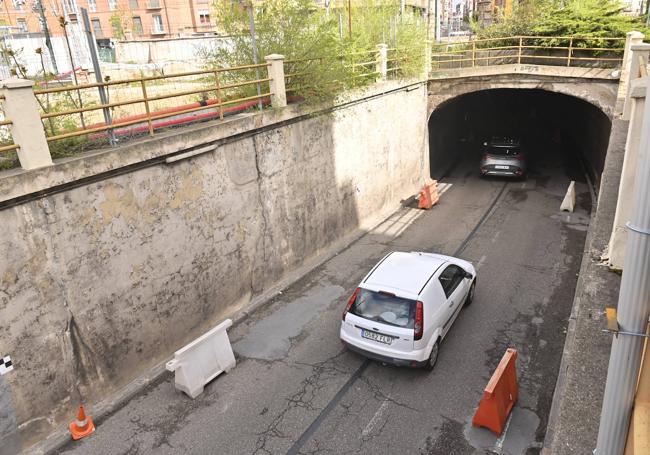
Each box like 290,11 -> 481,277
109,0 -> 118,10
198,10 -> 210,25
147,0 -> 160,8
63,0 -> 78,14
91,18 -> 102,37
11,0 -> 23,11
152,14 -> 163,33
16,18 -> 27,32
129,0 -> 138,8
132,16 -> 143,35
88,0 -> 96,12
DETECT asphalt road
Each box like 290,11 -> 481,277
57,145 -> 591,455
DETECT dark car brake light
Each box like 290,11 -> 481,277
343,287 -> 361,321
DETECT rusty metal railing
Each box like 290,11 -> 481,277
33,62 -> 273,145
284,46 -> 420,95
431,35 -> 626,72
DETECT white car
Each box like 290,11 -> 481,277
340,251 -> 476,371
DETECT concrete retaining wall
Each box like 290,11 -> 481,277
0,82 -> 429,450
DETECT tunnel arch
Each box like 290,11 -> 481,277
427,74 -> 618,119
427,88 -> 613,187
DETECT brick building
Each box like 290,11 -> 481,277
0,0 -> 218,40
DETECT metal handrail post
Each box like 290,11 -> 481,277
140,80 -> 154,136
517,37 -> 522,64
472,41 -> 476,67
567,38 -> 573,67
214,70 -> 224,120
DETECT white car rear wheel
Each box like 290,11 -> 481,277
424,341 -> 439,371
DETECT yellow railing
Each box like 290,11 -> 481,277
284,47 -> 417,95
33,62 -> 273,144
431,35 -> 626,72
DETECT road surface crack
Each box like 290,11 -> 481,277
253,350 -> 350,455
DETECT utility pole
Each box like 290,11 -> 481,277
348,0 -> 352,38
59,16 -> 85,128
435,0 -> 441,41
245,2 -> 262,111
81,8 -> 115,145
33,0 -> 58,74
595,79 -> 650,454
427,0 -> 432,41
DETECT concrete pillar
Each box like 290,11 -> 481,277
1,78 -> 52,170
609,77 -> 647,270
618,31 -> 644,113
264,54 -> 287,109
377,44 -> 388,81
623,43 -> 650,120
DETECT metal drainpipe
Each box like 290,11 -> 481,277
595,79 -> 650,454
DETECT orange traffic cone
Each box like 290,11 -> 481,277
69,405 -> 95,440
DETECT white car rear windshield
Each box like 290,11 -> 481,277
350,290 -> 416,328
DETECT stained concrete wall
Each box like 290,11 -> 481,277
0,82 -> 429,450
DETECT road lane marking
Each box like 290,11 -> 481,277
491,231 -> 501,243
476,255 -> 487,270
362,399 -> 389,437
438,183 -> 453,196
493,411 -> 513,454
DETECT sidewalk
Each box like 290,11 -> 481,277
543,119 -> 628,454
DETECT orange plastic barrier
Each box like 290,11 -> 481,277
69,405 -> 95,440
418,179 -> 440,209
472,348 -> 519,436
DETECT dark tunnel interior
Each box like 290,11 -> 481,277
428,89 -> 612,187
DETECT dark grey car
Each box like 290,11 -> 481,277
479,138 -> 527,178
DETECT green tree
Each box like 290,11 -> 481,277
205,0 -> 426,102
475,0 -> 648,46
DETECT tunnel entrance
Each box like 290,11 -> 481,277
428,89 -> 612,187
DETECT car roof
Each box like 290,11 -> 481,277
363,251 -> 448,297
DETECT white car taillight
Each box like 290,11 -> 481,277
414,301 -> 423,340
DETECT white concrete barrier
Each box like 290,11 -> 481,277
560,181 -> 576,212
166,319 -> 236,398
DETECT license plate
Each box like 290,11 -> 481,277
495,165 -> 510,170
361,329 -> 393,345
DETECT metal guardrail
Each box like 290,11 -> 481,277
430,35 -> 626,71
33,62 -> 273,144
34,47 -> 412,146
